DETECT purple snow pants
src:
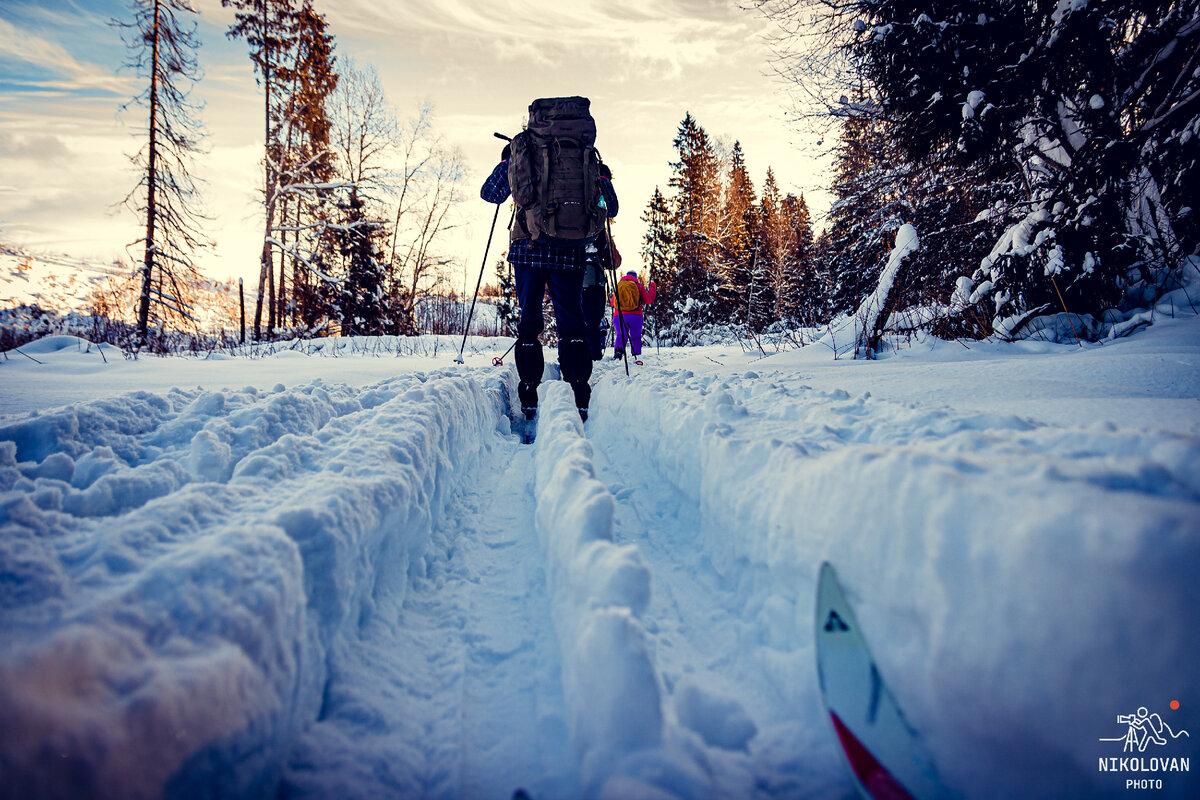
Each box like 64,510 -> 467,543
613,312 -> 644,355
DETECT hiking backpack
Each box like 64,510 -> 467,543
616,279 -> 641,312
507,96 -> 606,244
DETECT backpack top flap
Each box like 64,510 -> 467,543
527,96 -> 596,146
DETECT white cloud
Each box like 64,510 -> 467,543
0,16 -> 132,96
5,0 -> 830,292
0,131 -> 71,159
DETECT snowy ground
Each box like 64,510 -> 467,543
2,316 -> 1199,800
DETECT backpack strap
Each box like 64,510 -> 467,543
540,140 -> 553,237
584,145 -> 596,228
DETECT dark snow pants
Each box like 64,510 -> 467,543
514,264 -> 592,411
582,284 -> 608,361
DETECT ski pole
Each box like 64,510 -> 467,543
492,339 -> 516,366
456,203 -> 512,364
605,218 -> 631,375
648,251 -> 659,357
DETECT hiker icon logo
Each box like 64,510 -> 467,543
1097,702 -> 1191,791
1101,706 -> 1189,753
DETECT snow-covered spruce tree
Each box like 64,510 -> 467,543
332,191 -> 388,336
821,108 -> 911,318
641,186 -> 675,338
117,0 -> 208,346
817,98 -> 1001,331
666,113 -> 724,337
843,0 -> 1200,335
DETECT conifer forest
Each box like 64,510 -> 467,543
3,0 -> 1197,354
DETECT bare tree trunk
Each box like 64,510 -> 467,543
253,0 -> 274,341
291,195 -> 303,325
276,50 -> 303,332
136,0 -> 162,342
277,193 -> 289,328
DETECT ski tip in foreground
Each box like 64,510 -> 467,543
816,562 -> 946,800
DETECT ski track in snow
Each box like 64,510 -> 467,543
587,417 -> 853,800
283,439 -> 577,799
1,327 -> 1199,799
586,360 -> 1199,800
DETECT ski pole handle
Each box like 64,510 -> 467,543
494,132 -> 512,142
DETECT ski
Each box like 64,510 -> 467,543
815,562 -> 946,800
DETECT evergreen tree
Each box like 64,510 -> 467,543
718,141 -> 758,324
821,109 -> 910,318
641,186 -> 674,337
750,168 -> 784,330
759,0 -> 1200,337
495,257 -> 517,336
775,193 -> 816,325
118,0 -> 208,345
667,112 -> 723,333
843,0 -> 1200,332
819,105 -> 1000,329
333,191 -> 388,336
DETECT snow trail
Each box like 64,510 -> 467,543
586,374 -> 854,799
282,435 -> 577,799
3,323 -> 1198,799
0,372 -> 507,798
589,364 -> 1200,799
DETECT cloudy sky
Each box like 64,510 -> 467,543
0,0 -> 830,290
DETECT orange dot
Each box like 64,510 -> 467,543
1170,700 -> 1180,710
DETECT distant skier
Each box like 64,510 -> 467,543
583,163 -> 620,361
611,270 -> 656,359
480,96 -> 617,422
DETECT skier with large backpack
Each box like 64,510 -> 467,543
480,96 -> 618,422
611,271 -> 656,359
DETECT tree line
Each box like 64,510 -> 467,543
642,113 -> 818,344
741,0 -> 1200,343
121,0 -> 465,347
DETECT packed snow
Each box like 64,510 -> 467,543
2,313 -> 1199,799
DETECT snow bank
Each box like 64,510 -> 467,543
0,371 -> 504,799
530,383 -> 708,799
591,367 -> 1200,799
